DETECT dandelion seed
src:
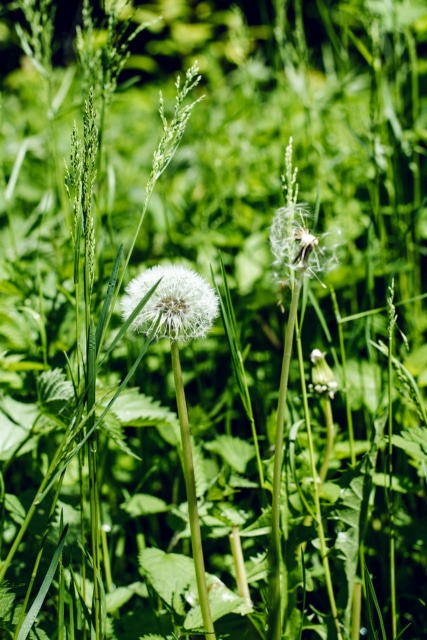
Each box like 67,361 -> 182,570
121,264 -> 219,343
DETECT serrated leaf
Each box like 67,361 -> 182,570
105,387 -> 180,445
0,583 -> 15,620
205,435 -> 255,474
139,548 -> 250,629
121,494 -> 169,517
4,494 -> 26,525
139,548 -> 196,616
0,396 -> 39,461
98,410 -> 141,460
106,582 -> 147,613
329,413 -> 386,631
37,368 -> 74,415
392,426 -> 427,464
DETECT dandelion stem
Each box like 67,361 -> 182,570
268,271 -> 303,640
170,340 -> 216,640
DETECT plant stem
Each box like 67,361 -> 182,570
351,580 -> 362,640
387,294 -> 397,639
330,287 -> 356,466
170,340 -> 216,640
296,317 -> 343,640
319,396 -> 334,485
229,525 -> 252,609
268,271 -> 303,640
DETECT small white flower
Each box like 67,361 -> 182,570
309,349 -> 338,399
121,264 -> 219,343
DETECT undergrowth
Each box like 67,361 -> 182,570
0,1 -> 426,639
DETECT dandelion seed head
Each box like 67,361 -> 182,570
270,202 -> 338,288
121,264 -> 219,343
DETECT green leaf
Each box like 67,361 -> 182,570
121,494 -> 169,517
37,368 -> 74,415
0,582 -> 16,620
139,548 -> 250,626
106,387 -> 180,445
106,582 -> 147,614
17,525 -> 68,640
205,434 -> 255,474
0,396 -> 38,461
329,413 -> 386,631
392,426 -> 427,464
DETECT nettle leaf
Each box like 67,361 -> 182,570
329,413 -> 386,631
337,359 -> 381,413
98,410 -> 140,460
139,548 -> 250,627
105,387 -> 180,445
121,493 -> 170,517
4,494 -> 26,525
204,435 -> 255,474
139,636 -> 167,640
0,396 -> 39,460
106,582 -> 147,614
0,582 -> 15,620
37,368 -> 74,415
392,426 -> 427,465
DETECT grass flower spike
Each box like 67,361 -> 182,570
121,264 -> 219,342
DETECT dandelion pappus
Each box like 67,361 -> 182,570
292,227 -> 319,268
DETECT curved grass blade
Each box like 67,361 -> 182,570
16,524 -> 69,640
364,563 -> 386,640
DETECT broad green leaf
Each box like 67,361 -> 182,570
121,494 -> 169,517
106,582 -> 147,613
392,426 -> 427,465
329,413 -> 386,632
139,548 -> 251,626
0,396 -> 39,460
204,435 -> 255,474
106,387 -> 180,445
0,583 -> 15,619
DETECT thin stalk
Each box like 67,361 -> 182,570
387,306 -> 397,639
87,321 -> 102,638
351,580 -> 362,640
229,525 -> 252,609
170,340 -> 216,640
330,288 -> 356,466
268,271 -> 303,640
0,421 -> 76,582
13,471 -> 66,639
318,396 -> 334,485
295,317 -> 343,640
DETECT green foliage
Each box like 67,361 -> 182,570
1,0 -> 427,638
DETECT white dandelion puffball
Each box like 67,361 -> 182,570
121,265 -> 219,343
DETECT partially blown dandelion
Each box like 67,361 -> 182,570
270,203 -> 332,288
121,264 -> 219,343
